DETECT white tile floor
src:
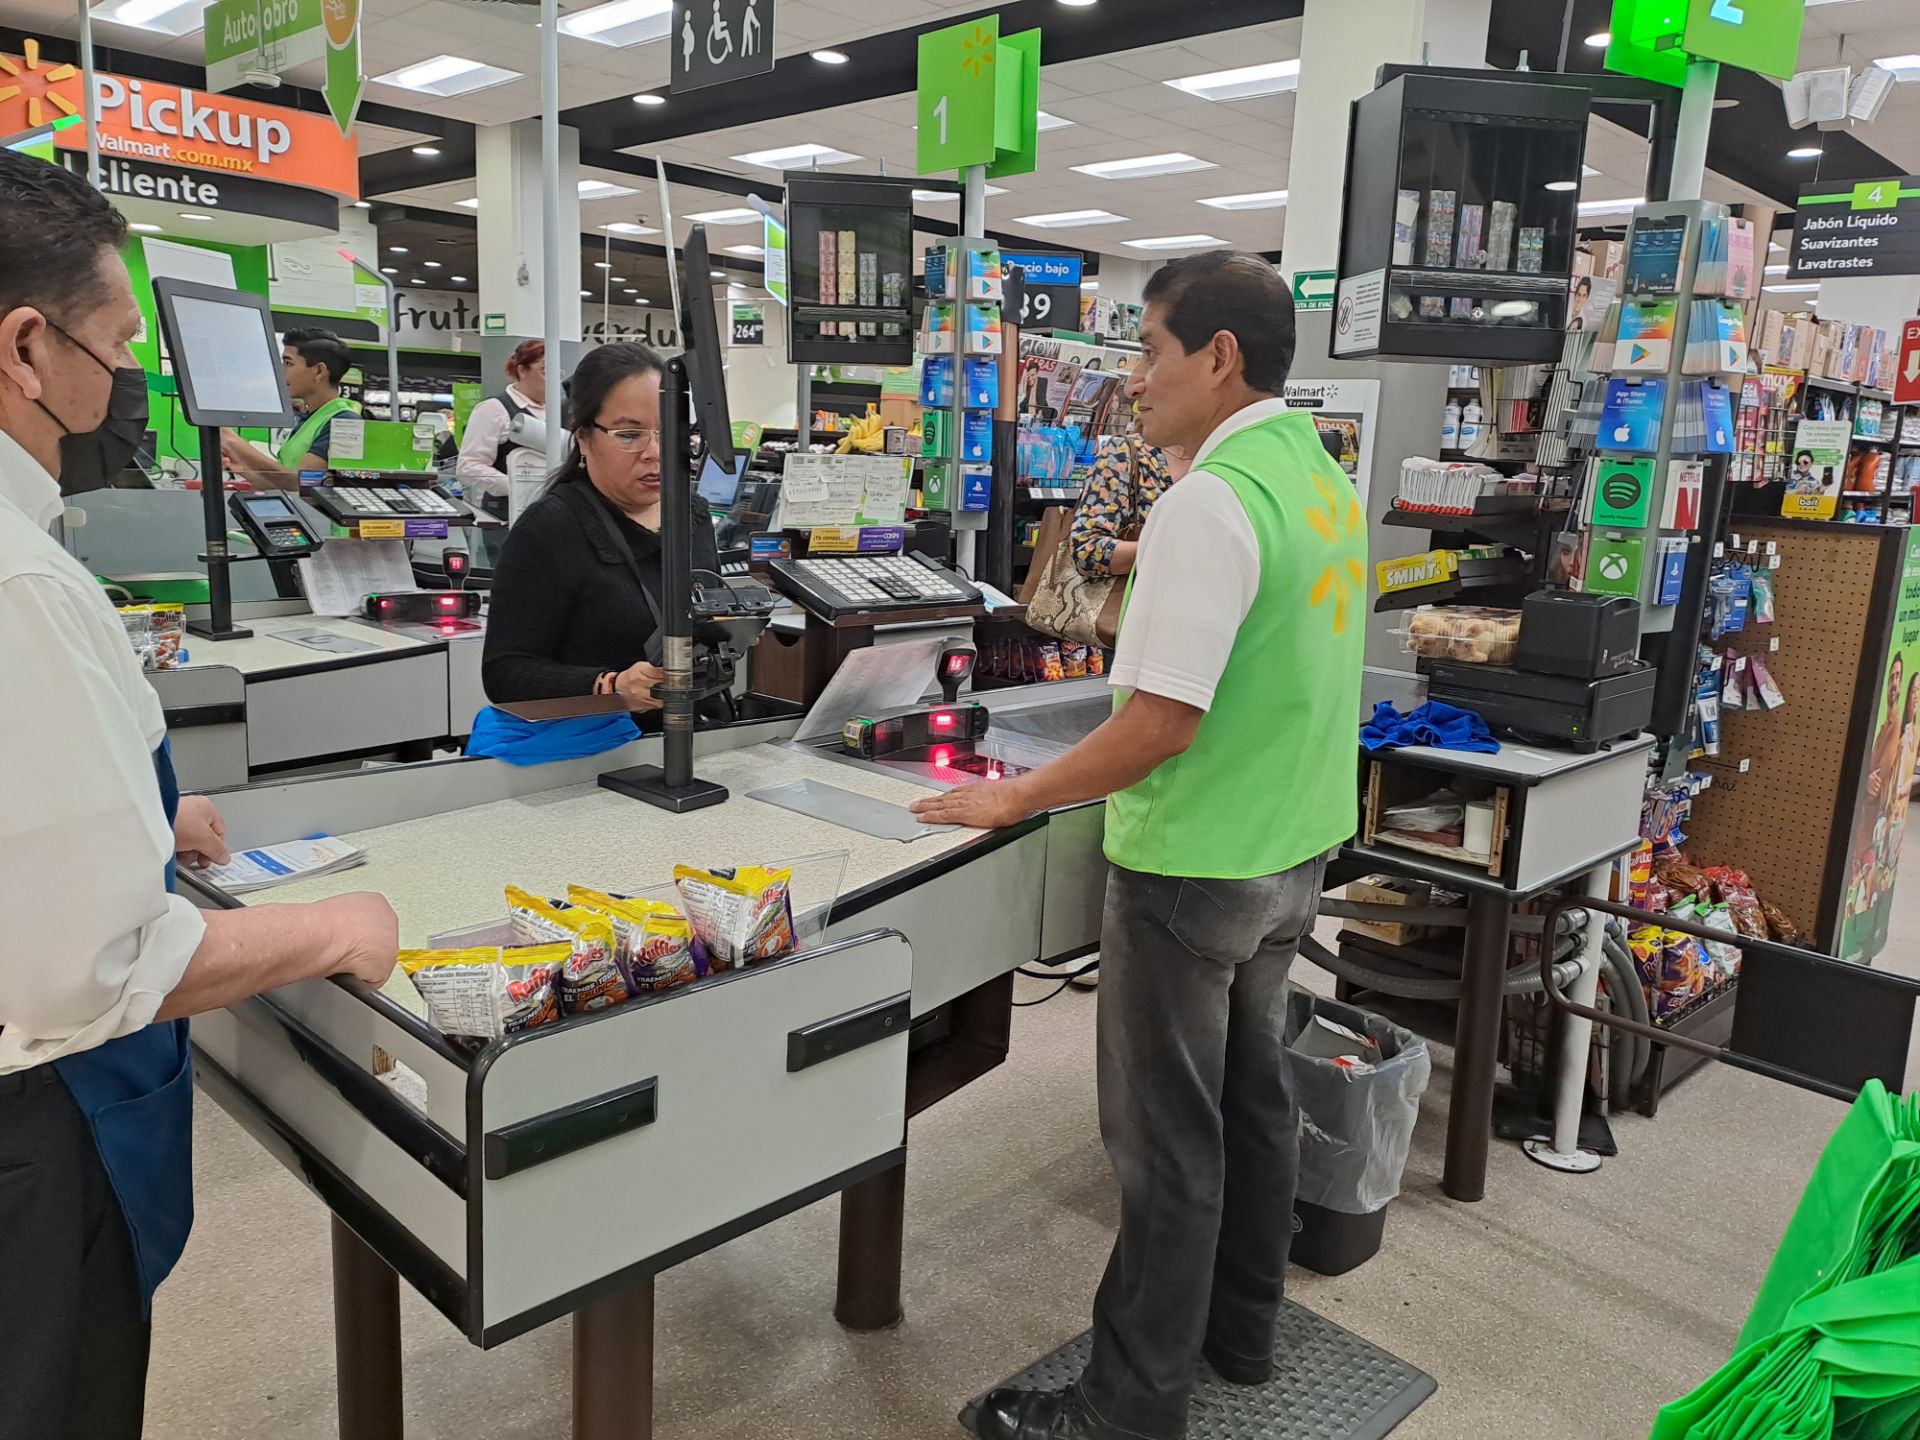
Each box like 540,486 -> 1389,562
144,900 -> 1920,1440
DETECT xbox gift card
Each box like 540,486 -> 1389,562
1591,457 -> 1655,529
1586,534 -> 1646,600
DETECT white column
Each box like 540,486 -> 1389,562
1091,256 -> 1153,309
724,284 -> 799,428
476,118 -> 583,353
1281,0 -> 1492,285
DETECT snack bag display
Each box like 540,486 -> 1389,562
504,885 -> 627,1015
566,886 -> 700,993
672,864 -> 797,969
399,944 -> 566,1042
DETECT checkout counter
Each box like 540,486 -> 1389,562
182,678 -> 1111,1440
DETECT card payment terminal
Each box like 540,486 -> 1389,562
229,492 -> 322,558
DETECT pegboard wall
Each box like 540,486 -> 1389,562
1684,522 -> 1896,949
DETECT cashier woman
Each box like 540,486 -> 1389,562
0,152 -> 399,1440
218,326 -> 355,488
482,340 -> 720,708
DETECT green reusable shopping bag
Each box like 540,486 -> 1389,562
1650,1083 -> 1920,1440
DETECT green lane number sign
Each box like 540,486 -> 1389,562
917,17 -> 1040,179
1605,0 -> 1805,87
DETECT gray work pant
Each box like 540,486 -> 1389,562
1075,854 -> 1329,1439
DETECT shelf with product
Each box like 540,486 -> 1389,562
784,174 -> 918,369
1334,70 -> 1592,365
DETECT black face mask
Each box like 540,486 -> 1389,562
35,324 -> 149,496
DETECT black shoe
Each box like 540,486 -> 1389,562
1202,1343 -> 1274,1387
970,1386 -> 1125,1440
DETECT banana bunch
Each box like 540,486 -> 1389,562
835,409 -> 889,455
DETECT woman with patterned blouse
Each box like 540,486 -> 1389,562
1069,434 -> 1189,579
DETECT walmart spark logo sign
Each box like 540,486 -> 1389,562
1308,474 -> 1367,636
1605,0 -> 1805,87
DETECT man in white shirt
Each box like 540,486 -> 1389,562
0,150 -> 401,1440
915,252 -> 1367,1440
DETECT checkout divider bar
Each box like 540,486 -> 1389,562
1538,894 -> 1920,1102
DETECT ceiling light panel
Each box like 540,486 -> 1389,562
371,55 -> 523,97
556,0 -> 673,47
1012,209 -> 1129,228
1072,152 -> 1216,180
685,207 -> 764,225
731,143 -> 862,170
1125,234 -> 1228,250
578,179 -> 640,199
1197,189 -> 1288,210
97,0 -> 203,37
1164,59 -> 1300,102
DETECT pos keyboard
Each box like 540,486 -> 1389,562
768,551 -> 982,621
309,477 -> 471,527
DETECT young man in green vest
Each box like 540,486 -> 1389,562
218,327 -> 355,489
913,250 -> 1368,1440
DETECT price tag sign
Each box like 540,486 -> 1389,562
1002,251 -> 1082,330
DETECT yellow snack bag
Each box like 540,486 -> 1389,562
671,864 -> 797,969
503,885 -> 626,1015
566,886 -> 700,992
398,943 -> 567,1041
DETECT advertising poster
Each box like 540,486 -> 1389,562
1837,528 -> 1920,963
1283,378 -> 1381,508
1782,418 -> 1850,520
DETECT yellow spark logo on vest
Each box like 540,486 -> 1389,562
1307,473 -> 1366,634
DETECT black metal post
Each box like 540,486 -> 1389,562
1644,455 -> 1728,739
188,423 -> 251,641
597,356 -> 728,812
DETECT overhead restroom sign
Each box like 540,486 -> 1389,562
670,0 -> 773,93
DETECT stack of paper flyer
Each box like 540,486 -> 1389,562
200,836 -> 369,893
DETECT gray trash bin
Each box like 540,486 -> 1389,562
1285,992 -> 1431,1275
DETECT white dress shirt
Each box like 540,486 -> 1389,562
1107,398 -> 1290,712
455,386 -> 545,497
0,428 -> 205,1073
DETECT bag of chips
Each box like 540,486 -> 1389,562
399,943 -> 566,1042
504,885 -> 627,1015
566,886 -> 700,993
1654,857 -> 1714,904
1704,866 -> 1768,940
147,603 -> 186,670
1760,897 -> 1801,946
1654,929 -> 1710,1018
672,864 -> 797,970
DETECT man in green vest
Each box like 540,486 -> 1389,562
218,327 -> 355,489
913,251 -> 1368,1440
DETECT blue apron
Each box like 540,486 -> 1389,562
51,739 -> 196,1315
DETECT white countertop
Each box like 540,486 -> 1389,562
181,613 -> 442,677
233,742 -> 985,947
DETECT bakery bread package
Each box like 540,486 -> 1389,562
1403,605 -> 1522,665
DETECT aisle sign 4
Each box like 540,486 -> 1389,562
1895,320 -> 1920,408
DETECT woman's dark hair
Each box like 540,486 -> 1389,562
283,327 -> 353,386
550,340 -> 665,488
1795,450 -> 1815,465
1142,250 -> 1295,393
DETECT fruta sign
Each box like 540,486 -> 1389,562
0,46 -> 360,198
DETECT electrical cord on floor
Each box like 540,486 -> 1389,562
1013,958 -> 1099,1006
1014,978 -> 1076,1007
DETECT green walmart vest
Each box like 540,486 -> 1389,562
1103,408 -> 1369,880
277,396 -> 354,469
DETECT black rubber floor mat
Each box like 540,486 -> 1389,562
959,1301 -> 1436,1440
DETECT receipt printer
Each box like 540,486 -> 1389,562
1515,591 -> 1641,680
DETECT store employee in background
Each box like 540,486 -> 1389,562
913,252 -> 1366,1440
483,340 -> 719,710
457,338 -> 547,518
0,151 -> 399,1440
218,326 -> 355,488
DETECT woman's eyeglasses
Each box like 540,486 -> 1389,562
586,423 -> 661,453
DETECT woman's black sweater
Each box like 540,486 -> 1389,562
481,477 -> 721,702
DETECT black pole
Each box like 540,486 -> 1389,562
188,423 -> 251,641
596,356 -> 728,812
